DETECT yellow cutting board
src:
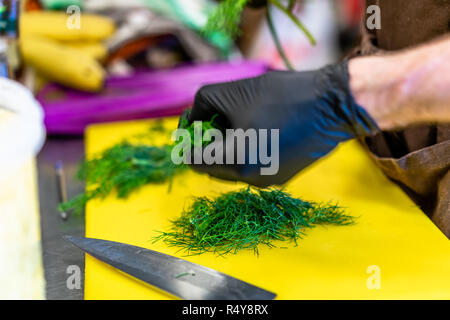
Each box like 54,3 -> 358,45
84,117 -> 450,300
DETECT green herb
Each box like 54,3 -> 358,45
174,271 -> 196,279
204,0 -> 249,38
59,143 -> 186,215
179,113 -> 220,148
60,114 -> 220,215
148,119 -> 167,133
269,0 -> 316,46
154,187 -> 355,256
266,5 -> 294,70
203,0 -> 316,70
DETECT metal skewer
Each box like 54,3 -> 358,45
55,161 -> 68,221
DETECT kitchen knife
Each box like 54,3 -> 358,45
64,236 -> 276,300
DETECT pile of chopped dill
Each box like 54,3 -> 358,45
154,188 -> 355,256
59,113 -> 220,214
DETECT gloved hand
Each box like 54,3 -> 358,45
183,61 -> 380,188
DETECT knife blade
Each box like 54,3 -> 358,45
64,236 -> 276,300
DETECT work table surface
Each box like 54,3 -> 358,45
36,126 -> 450,300
37,138 -> 85,300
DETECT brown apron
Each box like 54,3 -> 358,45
353,0 -> 450,237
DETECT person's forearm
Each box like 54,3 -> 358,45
349,35 -> 450,130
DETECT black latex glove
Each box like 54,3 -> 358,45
182,61 -> 380,188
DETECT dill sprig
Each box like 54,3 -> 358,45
59,114 -> 220,215
204,0 -> 249,38
179,113 -> 220,148
59,143 -> 186,215
153,188 -> 355,256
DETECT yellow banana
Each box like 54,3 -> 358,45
63,41 -> 108,61
21,11 -> 115,42
20,36 -> 104,92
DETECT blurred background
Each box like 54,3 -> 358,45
9,0 -> 365,94
0,0 -> 366,299
3,0 -> 366,134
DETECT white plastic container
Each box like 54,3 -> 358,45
0,78 -> 46,299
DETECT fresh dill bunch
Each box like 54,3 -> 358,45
59,143 -> 187,215
154,187 -> 355,256
60,114 -> 221,215
204,0 -> 249,37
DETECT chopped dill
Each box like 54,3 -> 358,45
59,143 -> 186,215
179,113 -> 220,148
174,270 -> 196,279
59,114 -> 220,215
153,188 -> 355,256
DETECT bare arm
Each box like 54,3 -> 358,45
349,35 -> 450,130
